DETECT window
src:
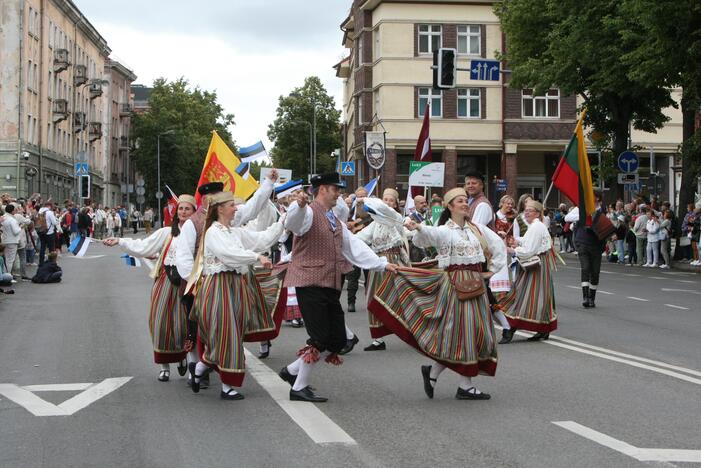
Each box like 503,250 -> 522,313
418,87 -> 442,117
358,96 -> 363,125
457,25 -> 481,55
49,21 -> 54,48
418,24 -> 441,54
457,88 -> 481,118
357,35 -> 364,65
522,89 -> 560,118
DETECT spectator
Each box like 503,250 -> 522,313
625,219 -> 637,266
613,215 -> 627,265
659,210 -> 672,269
94,205 -> 107,239
143,207 -> 154,234
106,209 -> 120,237
1,204 -> 21,278
68,202 -> 79,241
0,244 -> 15,293
680,203 -> 695,262
31,251 -> 62,283
77,207 -> 92,238
691,206 -> 701,266
644,211 -> 660,267
12,203 -> 31,281
633,206 -> 649,266
118,206 -> 127,237
130,208 -> 141,234
37,201 -> 59,265
25,222 -> 38,266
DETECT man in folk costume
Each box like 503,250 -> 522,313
464,172 -> 494,227
278,173 -> 398,402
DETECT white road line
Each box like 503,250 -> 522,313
623,273 -> 641,277
0,384 -> 68,416
600,270 -> 613,274
676,280 -> 697,284
57,377 -> 132,415
626,296 -> 649,302
596,290 -> 614,295
649,276 -> 667,280
244,349 -> 356,446
553,421 -> 701,463
565,285 -> 580,290
664,304 -> 689,310
23,383 -> 92,392
661,288 -> 701,295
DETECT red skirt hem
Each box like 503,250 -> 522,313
154,350 -> 187,364
506,317 -> 557,333
370,324 -> 392,339
216,368 -> 245,387
244,288 -> 287,342
368,298 -> 497,377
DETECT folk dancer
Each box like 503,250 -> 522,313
373,187 -> 506,400
491,195 -> 517,343
103,195 -> 197,381
499,200 -> 557,342
278,173 -> 397,402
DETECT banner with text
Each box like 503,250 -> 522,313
364,131 -> 386,170
409,161 -> 445,187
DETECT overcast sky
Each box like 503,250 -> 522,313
74,0 -> 350,150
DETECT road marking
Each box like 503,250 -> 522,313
566,285 -> 580,290
661,288 -> 701,295
649,276 -> 667,280
623,273 -> 641,277
244,349 -> 356,446
626,296 -> 649,302
554,421 -> 701,463
676,280 -> 697,284
664,304 -> 689,310
599,270 -> 613,274
0,377 -> 132,416
596,290 -> 613,295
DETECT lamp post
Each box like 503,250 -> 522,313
289,92 -> 321,175
312,103 -> 321,174
156,129 -> 175,227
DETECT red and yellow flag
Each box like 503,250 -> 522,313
551,109 -> 596,225
195,131 -> 259,205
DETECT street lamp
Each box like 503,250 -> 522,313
290,92 -> 321,175
157,129 -> 175,228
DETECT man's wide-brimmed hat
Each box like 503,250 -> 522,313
310,172 -> 345,188
197,182 -> 224,196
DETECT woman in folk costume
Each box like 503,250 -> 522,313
499,200 -> 556,343
103,195 -> 197,382
512,193 -> 533,242
370,187 -> 506,400
189,191 -> 284,400
490,195 -> 517,343
354,189 -> 410,351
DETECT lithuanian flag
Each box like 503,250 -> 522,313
552,109 -> 596,225
195,131 -> 259,205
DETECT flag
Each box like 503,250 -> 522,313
363,177 -> 379,197
120,253 -> 142,267
195,131 -> 260,205
552,109 -> 596,225
238,141 -> 269,163
274,179 -> 304,199
163,185 -> 178,227
405,105 -> 432,215
68,235 -> 91,257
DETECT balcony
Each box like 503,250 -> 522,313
89,80 -> 103,99
119,103 -> 132,117
74,64 -> 87,86
53,49 -> 70,74
88,122 -> 102,142
52,99 -> 69,123
73,112 -> 86,133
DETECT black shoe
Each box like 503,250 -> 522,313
258,341 -> 271,359
589,288 -> 597,308
188,362 -> 200,393
347,302 -> 356,313
279,366 -> 297,386
527,332 -> 548,342
177,359 -> 187,376
498,328 -> 515,344
290,319 -> 303,328
220,389 -> 245,400
455,387 -> 491,400
290,387 -> 328,403
157,369 -> 170,382
582,286 -> 592,308
421,365 -> 435,399
363,341 -> 386,351
338,335 -> 359,355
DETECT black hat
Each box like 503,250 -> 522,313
464,172 -> 485,183
197,182 -> 224,196
310,172 -> 344,188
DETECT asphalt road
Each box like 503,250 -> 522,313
1,245 -> 700,468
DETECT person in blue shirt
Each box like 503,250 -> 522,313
118,206 -> 128,237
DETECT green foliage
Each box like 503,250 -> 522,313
495,0 -> 675,155
131,78 -> 235,205
267,76 -> 341,178
248,160 -> 272,180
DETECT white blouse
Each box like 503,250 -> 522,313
413,219 -> 506,273
355,198 -> 407,253
118,227 -> 178,265
514,219 -> 552,260
203,220 -> 284,275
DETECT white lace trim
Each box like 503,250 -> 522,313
163,241 -> 178,266
202,222 -> 246,275
435,219 -> 486,268
370,223 -> 404,253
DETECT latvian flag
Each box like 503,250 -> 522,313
68,235 -> 91,257
120,254 -> 142,267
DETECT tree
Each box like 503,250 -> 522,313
619,0 -> 701,216
495,0 -> 675,178
131,78 -> 235,208
268,76 -> 341,178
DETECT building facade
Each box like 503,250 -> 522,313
0,0 -> 136,206
338,0 -> 683,205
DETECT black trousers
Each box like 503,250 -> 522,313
345,266 -> 368,305
578,244 -> 603,286
38,232 -> 55,266
296,286 -> 346,354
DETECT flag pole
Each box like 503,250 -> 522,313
542,180 -> 555,209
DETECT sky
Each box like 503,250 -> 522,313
73,0 -> 351,150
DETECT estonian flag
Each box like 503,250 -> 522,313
238,141 -> 269,163
120,254 -> 142,267
274,179 -> 304,199
68,235 -> 91,257
235,162 -> 251,180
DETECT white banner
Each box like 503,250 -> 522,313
261,168 -> 292,184
408,162 -> 445,187
364,131 -> 386,170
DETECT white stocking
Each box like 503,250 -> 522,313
494,311 -> 510,329
429,362 -> 446,384
160,363 -> 170,371
194,361 -> 208,382
458,376 -> 482,394
291,359 -> 315,391
345,325 -> 355,340
287,357 -> 302,376
259,341 -> 269,353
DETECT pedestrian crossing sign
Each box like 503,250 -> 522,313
74,162 -> 89,176
341,161 -> 355,176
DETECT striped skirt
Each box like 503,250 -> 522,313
500,251 -> 557,333
149,270 -> 188,364
368,267 -> 498,377
193,269 -> 286,387
283,287 -> 302,321
366,248 -> 409,339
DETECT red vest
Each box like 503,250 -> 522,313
284,201 -> 353,290
467,192 -> 494,228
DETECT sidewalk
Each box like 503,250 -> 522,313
558,251 -> 701,274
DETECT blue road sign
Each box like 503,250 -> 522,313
495,179 -> 508,191
470,59 -> 500,81
74,162 -> 89,176
341,161 -> 356,176
617,151 -> 639,173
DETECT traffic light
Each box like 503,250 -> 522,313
433,48 -> 456,89
79,174 -> 90,199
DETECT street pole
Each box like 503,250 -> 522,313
157,134 -> 161,228
312,105 -> 317,174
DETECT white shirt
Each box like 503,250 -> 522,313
471,200 -> 494,226
38,207 -> 60,235
1,214 -> 21,244
203,220 -> 284,275
646,219 -> 660,242
118,227 -> 173,263
355,198 -> 407,253
284,200 -> 388,271
175,177 -> 275,279
412,219 -> 506,273
514,219 -> 552,260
